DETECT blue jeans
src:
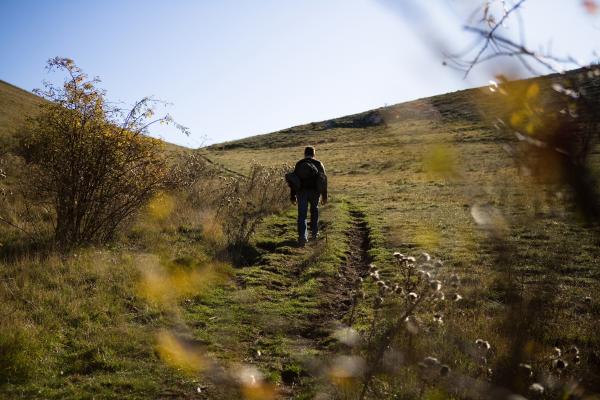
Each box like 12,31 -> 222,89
297,190 -> 320,241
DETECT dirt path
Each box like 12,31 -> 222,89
188,207 -> 373,399
282,208 -> 373,397
322,209 -> 372,321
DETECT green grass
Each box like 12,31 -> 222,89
201,70 -> 600,393
1,69 -> 600,398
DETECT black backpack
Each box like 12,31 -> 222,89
285,160 -> 327,194
295,160 -> 319,182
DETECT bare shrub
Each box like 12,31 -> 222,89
216,163 -> 289,249
17,57 -> 186,249
166,151 -> 218,192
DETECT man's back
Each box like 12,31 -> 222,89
295,158 -> 325,191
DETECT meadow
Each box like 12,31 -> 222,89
0,67 -> 599,400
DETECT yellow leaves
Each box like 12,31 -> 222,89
241,385 -> 277,400
146,191 -> 175,221
506,83 -> 545,136
327,356 -> 365,392
233,365 -> 278,400
423,144 -> 458,180
136,257 -> 230,307
155,331 -> 206,374
413,226 -> 441,249
510,111 -> 525,127
526,83 -> 539,100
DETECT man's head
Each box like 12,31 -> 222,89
304,146 -> 315,158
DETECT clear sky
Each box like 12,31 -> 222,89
1,0 -> 598,147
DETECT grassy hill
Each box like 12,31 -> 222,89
1,70 -> 599,399
201,68 -> 600,394
0,80 -> 44,148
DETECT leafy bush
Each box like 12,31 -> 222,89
17,58 -> 185,248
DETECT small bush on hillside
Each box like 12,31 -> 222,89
17,58 -> 186,249
216,163 -> 289,251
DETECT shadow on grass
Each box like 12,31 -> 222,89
0,236 -> 54,263
220,242 -> 263,267
255,238 -> 299,253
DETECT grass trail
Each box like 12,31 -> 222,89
180,200 -> 377,399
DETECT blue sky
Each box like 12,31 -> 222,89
1,0 -> 598,146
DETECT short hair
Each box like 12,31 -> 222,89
304,146 -> 315,157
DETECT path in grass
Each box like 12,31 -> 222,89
319,209 -> 372,325
183,200 -> 374,399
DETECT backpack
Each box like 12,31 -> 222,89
295,160 -> 319,182
285,160 -> 327,194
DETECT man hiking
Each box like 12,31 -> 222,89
289,146 -> 328,246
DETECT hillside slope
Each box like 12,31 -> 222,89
1,69 -> 599,398
0,80 -> 187,153
0,80 -> 43,143
202,67 -> 600,392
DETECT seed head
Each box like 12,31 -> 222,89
475,339 -> 491,351
374,296 -> 384,308
408,292 -> 418,302
368,263 -> 377,272
518,363 -> 533,378
552,358 -> 567,370
553,347 -> 561,358
449,274 -> 460,287
584,296 -> 592,304
378,285 -> 389,296
528,383 -> 544,395
429,280 -> 442,291
568,345 -> 579,356
418,270 -> 431,279
423,356 -> 440,367
418,252 -> 431,263
405,256 -> 416,263
452,293 -> 463,302
573,355 -> 580,364
404,315 -> 419,334
393,252 -> 404,259
433,313 -> 443,325
433,260 -> 444,268
376,280 -> 386,287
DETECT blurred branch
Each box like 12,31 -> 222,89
461,0 -> 527,77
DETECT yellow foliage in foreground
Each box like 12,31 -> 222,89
155,331 -> 206,374
136,257 -> 230,306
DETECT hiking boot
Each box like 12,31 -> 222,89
298,238 -> 307,247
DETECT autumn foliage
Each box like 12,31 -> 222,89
18,58 -> 177,248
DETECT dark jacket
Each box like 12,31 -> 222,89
291,157 -> 327,197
